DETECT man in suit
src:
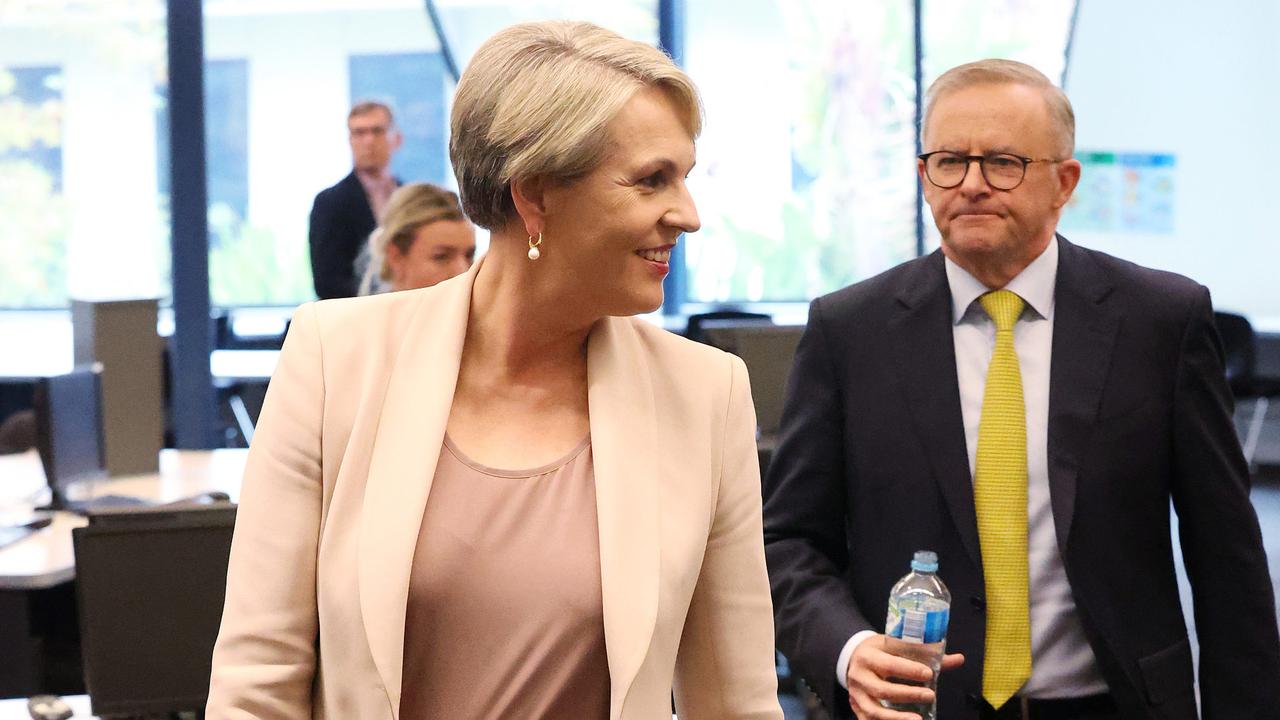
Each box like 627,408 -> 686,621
764,59 -> 1280,720
309,100 -> 402,299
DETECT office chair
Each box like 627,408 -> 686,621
683,309 -> 772,344
162,336 -> 256,450
0,409 -> 36,454
73,505 -> 236,716
1213,311 -> 1276,467
213,309 -> 289,351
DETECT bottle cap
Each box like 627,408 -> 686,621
911,550 -> 938,573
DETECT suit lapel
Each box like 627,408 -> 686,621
888,252 -> 983,568
359,262 -> 477,717
1046,237 -> 1119,551
586,317 -> 661,720
341,171 -> 377,228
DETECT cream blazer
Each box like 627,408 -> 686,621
206,261 -> 783,720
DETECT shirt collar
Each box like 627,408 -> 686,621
355,167 -> 394,188
944,235 -> 1058,325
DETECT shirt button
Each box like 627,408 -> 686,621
970,595 -> 986,611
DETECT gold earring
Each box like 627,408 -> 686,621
527,232 -> 543,260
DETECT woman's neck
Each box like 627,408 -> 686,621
464,236 -> 596,381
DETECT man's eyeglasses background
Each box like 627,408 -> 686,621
918,151 -> 1061,191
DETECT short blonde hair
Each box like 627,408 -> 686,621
359,183 -> 466,295
450,20 -> 702,229
923,59 -> 1075,157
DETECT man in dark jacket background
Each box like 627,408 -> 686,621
308,100 -> 402,300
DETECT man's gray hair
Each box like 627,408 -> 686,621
923,59 -> 1074,157
348,100 -> 396,128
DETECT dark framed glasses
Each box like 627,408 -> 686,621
918,151 -> 1061,191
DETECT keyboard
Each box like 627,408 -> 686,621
66,494 -> 153,515
0,514 -> 53,551
0,526 -> 35,551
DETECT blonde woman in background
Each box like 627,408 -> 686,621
357,182 -> 476,295
208,20 -> 782,720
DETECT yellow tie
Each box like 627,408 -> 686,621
975,290 -> 1031,708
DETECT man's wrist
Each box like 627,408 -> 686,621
836,630 -> 879,689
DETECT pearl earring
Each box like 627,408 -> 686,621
527,232 -> 543,260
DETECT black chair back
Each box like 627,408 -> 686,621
684,310 -> 772,344
1214,311 -> 1256,396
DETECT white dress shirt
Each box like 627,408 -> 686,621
837,238 -> 1109,699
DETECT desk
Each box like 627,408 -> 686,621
0,449 -> 247,590
0,449 -> 247,698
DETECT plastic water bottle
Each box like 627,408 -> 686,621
882,550 -> 951,720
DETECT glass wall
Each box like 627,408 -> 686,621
0,1 -> 1078,313
921,0 -> 1075,86
349,51 -> 450,185
684,0 -> 1077,303
0,1 -> 170,309
200,0 -> 656,308
919,0 -> 1077,251
433,0 -> 658,68
202,0 -> 450,307
684,0 -> 918,303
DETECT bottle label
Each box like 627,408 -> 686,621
886,603 -> 949,644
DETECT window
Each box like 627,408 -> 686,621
203,1 -> 450,306
431,0 -> 659,68
206,59 -> 249,224
1,1 -> 1078,313
919,0 -> 1077,252
921,0 -> 1075,86
349,52 -> 449,185
204,59 -> 268,307
156,59 -> 252,308
0,65 -> 65,307
0,2 -> 169,309
199,0 -> 660,307
683,0 -> 919,304
681,0 -> 1078,304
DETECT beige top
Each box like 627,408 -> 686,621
399,434 -> 610,720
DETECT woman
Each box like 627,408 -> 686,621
356,182 -> 476,296
208,20 -> 782,720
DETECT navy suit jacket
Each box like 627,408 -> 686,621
308,171 -> 389,300
764,237 -> 1280,719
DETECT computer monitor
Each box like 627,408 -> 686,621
72,505 -> 237,717
33,365 -> 108,509
700,324 -> 806,437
